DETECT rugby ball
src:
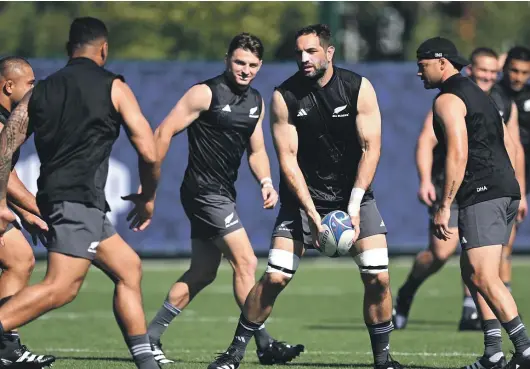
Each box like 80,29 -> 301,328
318,210 -> 355,258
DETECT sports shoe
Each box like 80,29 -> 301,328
0,344 -> 56,368
459,311 -> 482,331
151,340 -> 174,365
392,294 -> 413,330
504,351 -> 530,369
374,354 -> 404,369
207,347 -> 243,369
256,340 -> 304,365
460,355 -> 507,369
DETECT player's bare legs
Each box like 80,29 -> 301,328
460,245 -> 530,368
207,236 -> 304,369
0,229 -> 35,302
393,227 -> 479,330
499,225 -> 516,292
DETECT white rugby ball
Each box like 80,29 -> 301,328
318,210 -> 355,258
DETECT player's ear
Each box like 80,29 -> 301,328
465,65 -> 472,76
101,42 -> 109,64
326,45 -> 335,63
4,80 -> 13,95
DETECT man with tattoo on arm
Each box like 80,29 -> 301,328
0,56 -> 56,367
0,17 -> 161,369
416,37 -> 530,369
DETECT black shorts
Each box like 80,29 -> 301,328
458,197 -> 519,250
180,188 -> 243,241
41,201 -> 116,260
271,198 -> 387,248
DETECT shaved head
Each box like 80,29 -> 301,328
0,56 -> 35,109
0,56 -> 32,81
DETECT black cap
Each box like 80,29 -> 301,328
416,37 -> 470,69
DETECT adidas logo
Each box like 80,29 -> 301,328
332,105 -> 349,117
380,220 -> 385,227
461,237 -> 468,244
249,106 -> 259,118
297,109 -> 307,117
224,212 -> 239,228
222,105 -> 231,112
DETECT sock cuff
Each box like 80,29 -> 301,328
239,314 -> 261,331
367,320 -> 394,335
502,316 -> 525,336
163,300 -> 181,316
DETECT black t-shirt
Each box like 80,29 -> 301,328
432,74 -> 520,208
28,57 -> 124,212
276,67 -> 372,213
181,73 -> 263,201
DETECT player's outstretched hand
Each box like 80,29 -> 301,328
418,181 -> 436,207
433,206 -> 453,241
122,193 -> 155,232
517,196 -> 528,224
307,210 -> 324,250
20,213 -> 49,246
262,186 -> 278,209
0,206 -> 16,246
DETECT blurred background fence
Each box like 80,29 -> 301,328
3,1 -> 530,256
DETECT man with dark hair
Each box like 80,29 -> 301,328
393,46 -> 526,333
0,17 -> 161,369
497,46 -> 530,298
148,32 -> 303,366
0,56 -> 56,366
208,24 -> 402,369
416,36 -> 530,369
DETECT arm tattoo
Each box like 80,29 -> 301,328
0,91 -> 32,201
447,180 -> 456,199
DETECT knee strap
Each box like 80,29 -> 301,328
353,248 -> 389,274
265,249 -> 300,278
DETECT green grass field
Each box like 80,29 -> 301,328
17,256 -> 530,369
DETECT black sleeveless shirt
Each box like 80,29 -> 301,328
432,81 -> 513,186
28,57 -> 124,212
276,67 -> 372,213
498,80 -> 530,148
432,74 -> 520,208
181,73 -> 263,201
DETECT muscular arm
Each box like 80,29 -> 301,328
154,84 -> 211,164
416,111 -> 438,184
111,79 -> 159,199
247,99 -> 272,185
434,94 -> 468,209
353,78 -> 381,191
7,169 -> 40,215
0,91 -> 32,206
271,90 -> 317,216
505,104 -> 525,194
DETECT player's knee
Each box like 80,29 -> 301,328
264,249 -> 300,289
233,253 -> 258,279
353,248 -> 389,276
263,271 -> 291,290
5,250 -> 36,281
432,248 -> 452,264
45,279 -> 84,308
362,272 -> 390,297
120,253 -> 143,289
469,270 -> 495,292
187,267 -> 218,289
